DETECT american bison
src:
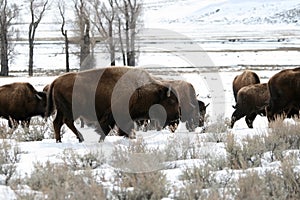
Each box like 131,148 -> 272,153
136,80 -> 209,132
266,67 -> 300,121
231,83 -> 269,128
46,67 -> 180,142
0,82 -> 47,128
232,70 -> 260,102
165,80 -> 202,131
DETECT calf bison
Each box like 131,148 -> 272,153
266,67 -> 300,121
231,83 -> 269,128
232,70 -> 260,102
46,67 -> 180,142
0,82 -> 46,128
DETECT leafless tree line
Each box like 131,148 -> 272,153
0,0 -> 18,76
0,0 -> 143,76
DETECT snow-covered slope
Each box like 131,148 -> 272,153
144,0 -> 300,26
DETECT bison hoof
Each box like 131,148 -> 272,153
56,139 -> 62,143
78,137 -> 84,143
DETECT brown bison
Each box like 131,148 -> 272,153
0,82 -> 46,128
266,67 -> 300,121
165,80 -> 202,131
46,67 -> 180,143
137,80 -> 209,132
231,83 -> 269,128
232,70 -> 260,102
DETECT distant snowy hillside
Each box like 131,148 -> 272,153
14,0 -> 300,38
7,0 -> 300,71
144,0 -> 300,26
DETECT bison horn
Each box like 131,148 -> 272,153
35,93 -> 43,100
167,86 -> 171,97
205,103 -> 210,108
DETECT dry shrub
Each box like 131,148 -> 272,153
265,118 -> 300,161
241,135 -> 266,167
225,134 -> 265,169
0,122 -> 14,139
177,164 -> 220,200
163,134 -> 194,161
109,137 -> 170,199
204,131 -> 227,143
235,171 -> 266,200
111,170 -> 169,200
22,161 -> 105,200
277,159 -> 300,199
236,159 -> 300,199
13,117 -> 53,142
0,140 -> 21,185
225,133 -> 245,169
110,137 -> 164,173
61,148 -> 106,170
163,134 -> 204,161
205,116 -> 229,134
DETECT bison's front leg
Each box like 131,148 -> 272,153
230,109 -> 245,128
245,113 -> 257,128
97,111 -> 117,142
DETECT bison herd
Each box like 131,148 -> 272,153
231,68 -> 300,128
0,67 -> 208,143
0,66 -> 299,143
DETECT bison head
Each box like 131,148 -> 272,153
155,86 -> 180,127
198,101 -> 209,127
34,91 -> 47,117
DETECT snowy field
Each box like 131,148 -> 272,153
1,0 -> 300,199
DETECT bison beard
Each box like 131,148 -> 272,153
46,67 -> 180,143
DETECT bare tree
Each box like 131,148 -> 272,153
28,0 -> 48,76
0,0 -> 18,76
116,0 -> 142,66
90,0 -> 116,66
74,0 -> 91,70
58,0 -> 70,72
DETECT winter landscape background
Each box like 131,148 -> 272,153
1,0 -> 300,199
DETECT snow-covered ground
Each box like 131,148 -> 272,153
1,0 -> 300,199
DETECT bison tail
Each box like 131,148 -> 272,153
45,82 -> 55,117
